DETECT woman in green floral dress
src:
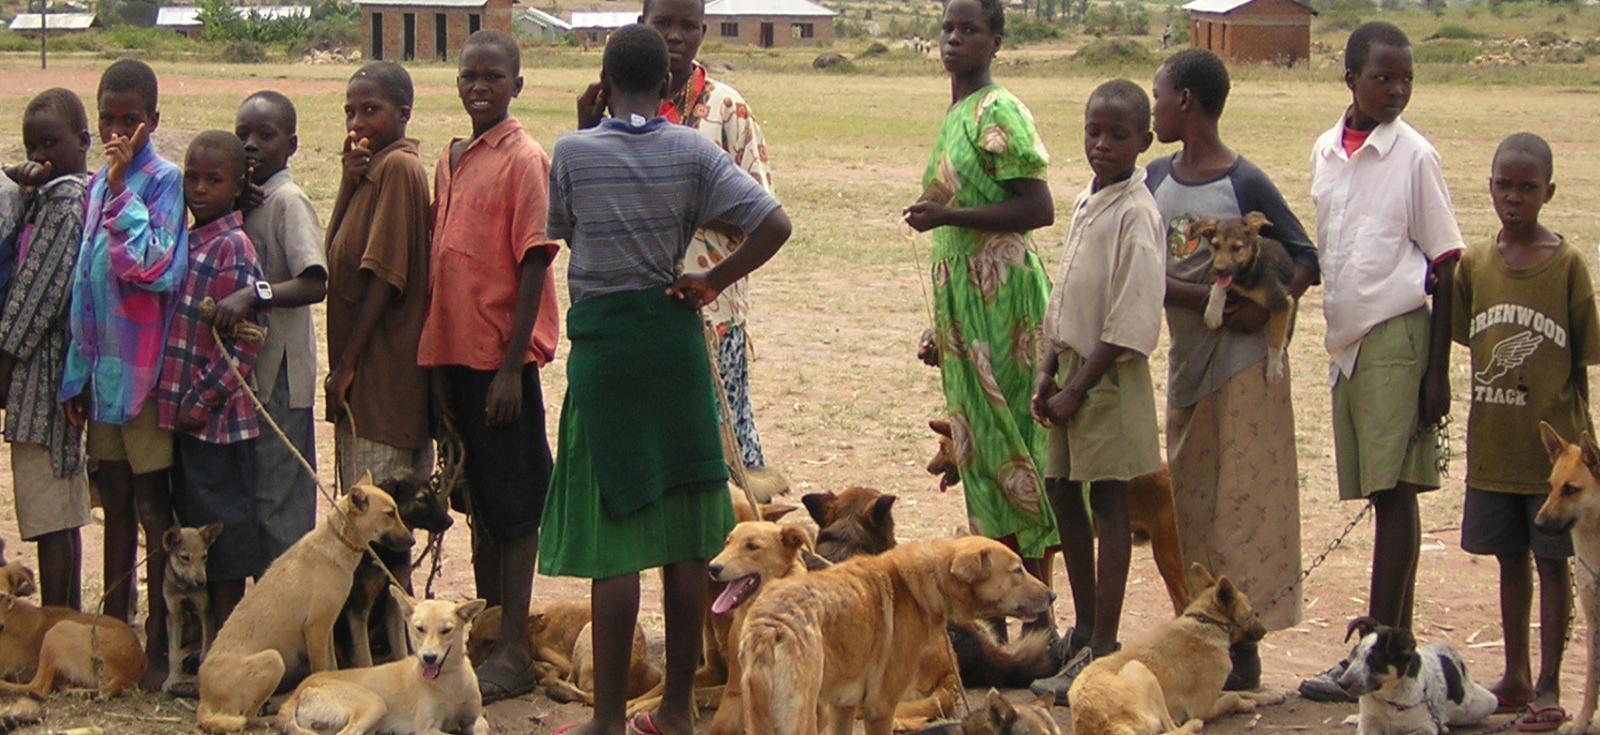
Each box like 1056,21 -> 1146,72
906,0 -> 1058,560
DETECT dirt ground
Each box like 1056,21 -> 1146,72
0,57 -> 1591,733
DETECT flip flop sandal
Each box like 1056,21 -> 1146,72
552,725 -> 582,735
630,711 -> 664,735
1518,704 -> 1570,733
476,662 -> 541,705
1496,691 -> 1530,715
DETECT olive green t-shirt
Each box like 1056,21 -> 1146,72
1452,239 -> 1600,493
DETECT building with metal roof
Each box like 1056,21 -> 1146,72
353,0 -> 513,61
514,5 -> 568,41
8,12 -> 99,36
704,0 -> 835,47
1183,0 -> 1314,65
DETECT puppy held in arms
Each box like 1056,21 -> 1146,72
1196,211 -> 1295,381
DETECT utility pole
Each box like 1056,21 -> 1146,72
38,0 -> 47,69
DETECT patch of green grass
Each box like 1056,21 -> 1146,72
1414,39 -> 1480,64
1428,23 -> 1487,40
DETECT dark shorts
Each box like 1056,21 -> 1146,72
174,435 -> 269,582
1461,488 -> 1572,560
443,364 -> 552,542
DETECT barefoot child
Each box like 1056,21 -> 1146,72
1147,48 -> 1317,690
62,58 -> 184,690
1028,79 -> 1165,701
1300,22 -> 1464,700
1452,133 -> 1594,730
211,91 -> 327,565
419,30 -> 556,699
0,88 -> 94,610
157,131 -> 269,630
325,62 -> 432,489
539,25 -> 791,735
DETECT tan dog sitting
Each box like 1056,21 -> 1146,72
197,477 -> 413,733
740,536 -> 1054,735
277,588 -> 488,735
0,591 -> 146,699
1067,564 -> 1286,735
162,522 -> 222,694
1196,212 -> 1297,381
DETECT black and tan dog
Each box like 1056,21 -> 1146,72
338,474 -> 453,669
1195,212 -> 1296,382
911,689 -> 1061,735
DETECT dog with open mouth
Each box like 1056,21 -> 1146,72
1195,211 -> 1297,382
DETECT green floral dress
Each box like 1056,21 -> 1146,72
923,85 -> 1058,558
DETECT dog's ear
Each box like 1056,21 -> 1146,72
161,526 -> 183,552
801,492 -> 835,526
800,547 -> 833,572
348,485 -> 371,513
870,494 -> 897,530
1582,432 -> 1600,478
929,419 -> 952,437
1242,211 -> 1272,236
358,469 -> 375,487
1192,218 -> 1219,242
1384,627 -> 1417,660
1213,576 -> 1237,609
389,584 -> 415,621
457,598 -> 488,624
950,546 -> 992,584
199,522 -> 224,546
761,503 -> 800,523
779,525 -> 811,552
1541,421 -> 1568,463
1344,615 -> 1381,643
1186,562 -> 1216,595
985,688 -> 1017,725
527,610 -> 547,632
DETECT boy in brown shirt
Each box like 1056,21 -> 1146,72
324,61 -> 432,486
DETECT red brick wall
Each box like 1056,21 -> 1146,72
362,3 -> 508,62
1188,0 -> 1311,65
708,14 -> 834,47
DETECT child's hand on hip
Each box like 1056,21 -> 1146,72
667,274 -> 720,310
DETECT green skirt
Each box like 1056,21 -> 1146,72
538,398 -> 735,579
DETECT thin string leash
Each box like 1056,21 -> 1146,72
895,213 -> 937,332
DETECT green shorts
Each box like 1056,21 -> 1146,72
1332,308 -> 1440,500
1045,349 -> 1161,483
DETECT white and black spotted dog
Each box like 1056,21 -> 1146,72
1336,617 -> 1496,734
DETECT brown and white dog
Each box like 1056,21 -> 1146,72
196,477 -> 413,733
739,536 -> 1054,735
1535,421 -> 1600,734
1196,212 -> 1296,381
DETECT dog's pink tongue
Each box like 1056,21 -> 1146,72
1215,274 -> 1234,289
423,663 -> 441,681
711,576 -> 756,617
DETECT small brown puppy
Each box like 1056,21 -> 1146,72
0,566 -> 36,598
0,591 -> 146,699
910,689 -> 1061,735
197,478 -> 413,733
162,522 -> 222,694
1196,212 -> 1296,381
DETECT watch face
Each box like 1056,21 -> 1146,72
256,282 -> 272,300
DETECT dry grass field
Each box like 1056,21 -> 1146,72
0,35 -> 1598,731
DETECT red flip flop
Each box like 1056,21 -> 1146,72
1518,704 -> 1570,733
552,725 -> 582,735
1496,691 -> 1529,715
630,711 -> 664,735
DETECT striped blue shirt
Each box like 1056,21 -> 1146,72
547,116 -> 779,303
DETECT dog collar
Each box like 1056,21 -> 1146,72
331,515 -> 368,554
1184,611 -> 1234,635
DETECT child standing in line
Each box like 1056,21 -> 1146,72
324,62 -> 432,488
61,58 -> 184,691
210,91 -> 327,566
419,30 -> 556,700
0,88 -> 94,610
541,26 -> 790,735
1452,133 -> 1594,730
1147,48 -> 1316,690
156,131 -> 269,636
1028,79 -> 1166,701
0,131 -> 18,308
1300,22 -> 1464,700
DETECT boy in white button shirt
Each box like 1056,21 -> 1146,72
1299,21 -> 1464,701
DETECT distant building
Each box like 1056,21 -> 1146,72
1183,0 -> 1314,65
354,0 -> 513,61
154,5 -> 309,37
514,6 -> 568,41
705,0 -> 834,47
568,10 -> 631,45
8,12 -> 99,36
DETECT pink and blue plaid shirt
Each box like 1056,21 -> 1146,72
155,211 -> 267,444
61,142 -> 189,425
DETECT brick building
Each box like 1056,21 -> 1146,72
355,0 -> 513,62
1183,0 -> 1313,66
704,0 -> 834,48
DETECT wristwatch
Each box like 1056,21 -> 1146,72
254,280 -> 274,305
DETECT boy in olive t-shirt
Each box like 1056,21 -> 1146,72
1451,133 -> 1599,728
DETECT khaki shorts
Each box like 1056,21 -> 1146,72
1332,308 -> 1440,500
86,401 -> 173,475
1045,349 -> 1161,483
10,444 -> 92,541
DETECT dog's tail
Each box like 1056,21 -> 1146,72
949,623 -> 1061,688
740,627 -> 780,735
